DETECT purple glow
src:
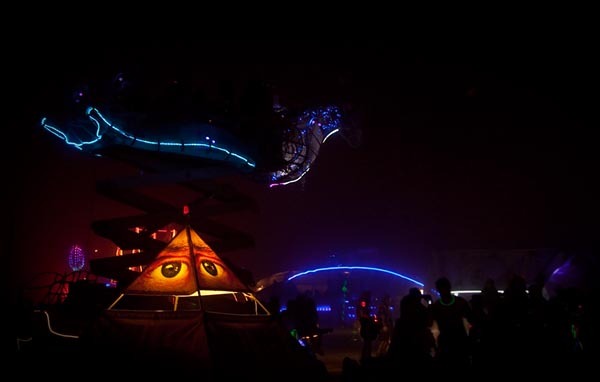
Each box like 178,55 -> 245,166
68,245 -> 86,272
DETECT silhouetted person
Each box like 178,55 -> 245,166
375,294 -> 394,356
389,287 -> 435,367
470,278 -> 502,369
357,291 -> 379,363
430,277 -> 473,368
498,274 -> 530,367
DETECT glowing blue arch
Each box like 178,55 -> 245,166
287,266 -> 424,287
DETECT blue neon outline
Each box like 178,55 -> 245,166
287,266 -> 424,287
41,115 -> 103,151
42,104 -> 343,186
41,107 -> 256,168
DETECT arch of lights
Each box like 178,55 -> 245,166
287,265 -> 424,287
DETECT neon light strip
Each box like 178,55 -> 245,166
124,290 -> 246,297
287,266 -> 424,287
322,128 -> 340,143
41,117 -> 102,150
450,289 -> 505,295
89,107 -> 255,167
451,290 -> 484,294
108,294 -> 124,310
41,107 -> 255,168
34,310 -> 80,339
269,168 -> 310,188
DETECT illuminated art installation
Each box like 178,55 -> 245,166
84,225 -> 326,378
41,102 -> 342,187
68,245 -> 86,272
287,265 -> 425,287
269,106 -> 342,187
109,225 -> 268,314
42,107 -> 256,170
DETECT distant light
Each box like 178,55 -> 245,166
452,290 -> 482,294
68,245 -> 86,271
287,266 -> 424,287
450,289 -> 505,295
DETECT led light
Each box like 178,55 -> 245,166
287,266 -> 424,287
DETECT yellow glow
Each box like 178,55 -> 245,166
125,227 -> 250,294
127,257 -> 195,293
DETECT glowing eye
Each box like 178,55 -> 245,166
161,261 -> 182,278
202,260 -> 218,276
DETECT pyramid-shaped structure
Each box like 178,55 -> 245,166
84,226 -> 327,379
125,226 -> 250,295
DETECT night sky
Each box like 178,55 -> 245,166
5,38 -> 599,302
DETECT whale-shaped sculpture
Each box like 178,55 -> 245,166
42,94 -> 343,187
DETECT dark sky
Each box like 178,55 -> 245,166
6,39 -> 599,300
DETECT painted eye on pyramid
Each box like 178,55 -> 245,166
146,259 -> 190,284
201,260 -> 218,276
161,261 -> 182,278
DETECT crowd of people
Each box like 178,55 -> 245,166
350,275 -> 593,376
268,274 -> 594,378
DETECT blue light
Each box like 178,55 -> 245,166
41,107 -> 256,169
287,266 -> 424,287
42,103 -> 344,187
42,115 -> 103,151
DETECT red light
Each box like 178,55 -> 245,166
360,301 -> 366,308
183,205 -> 190,215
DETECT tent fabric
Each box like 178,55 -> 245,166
81,310 -> 212,368
80,310 -> 327,379
125,226 -> 250,295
